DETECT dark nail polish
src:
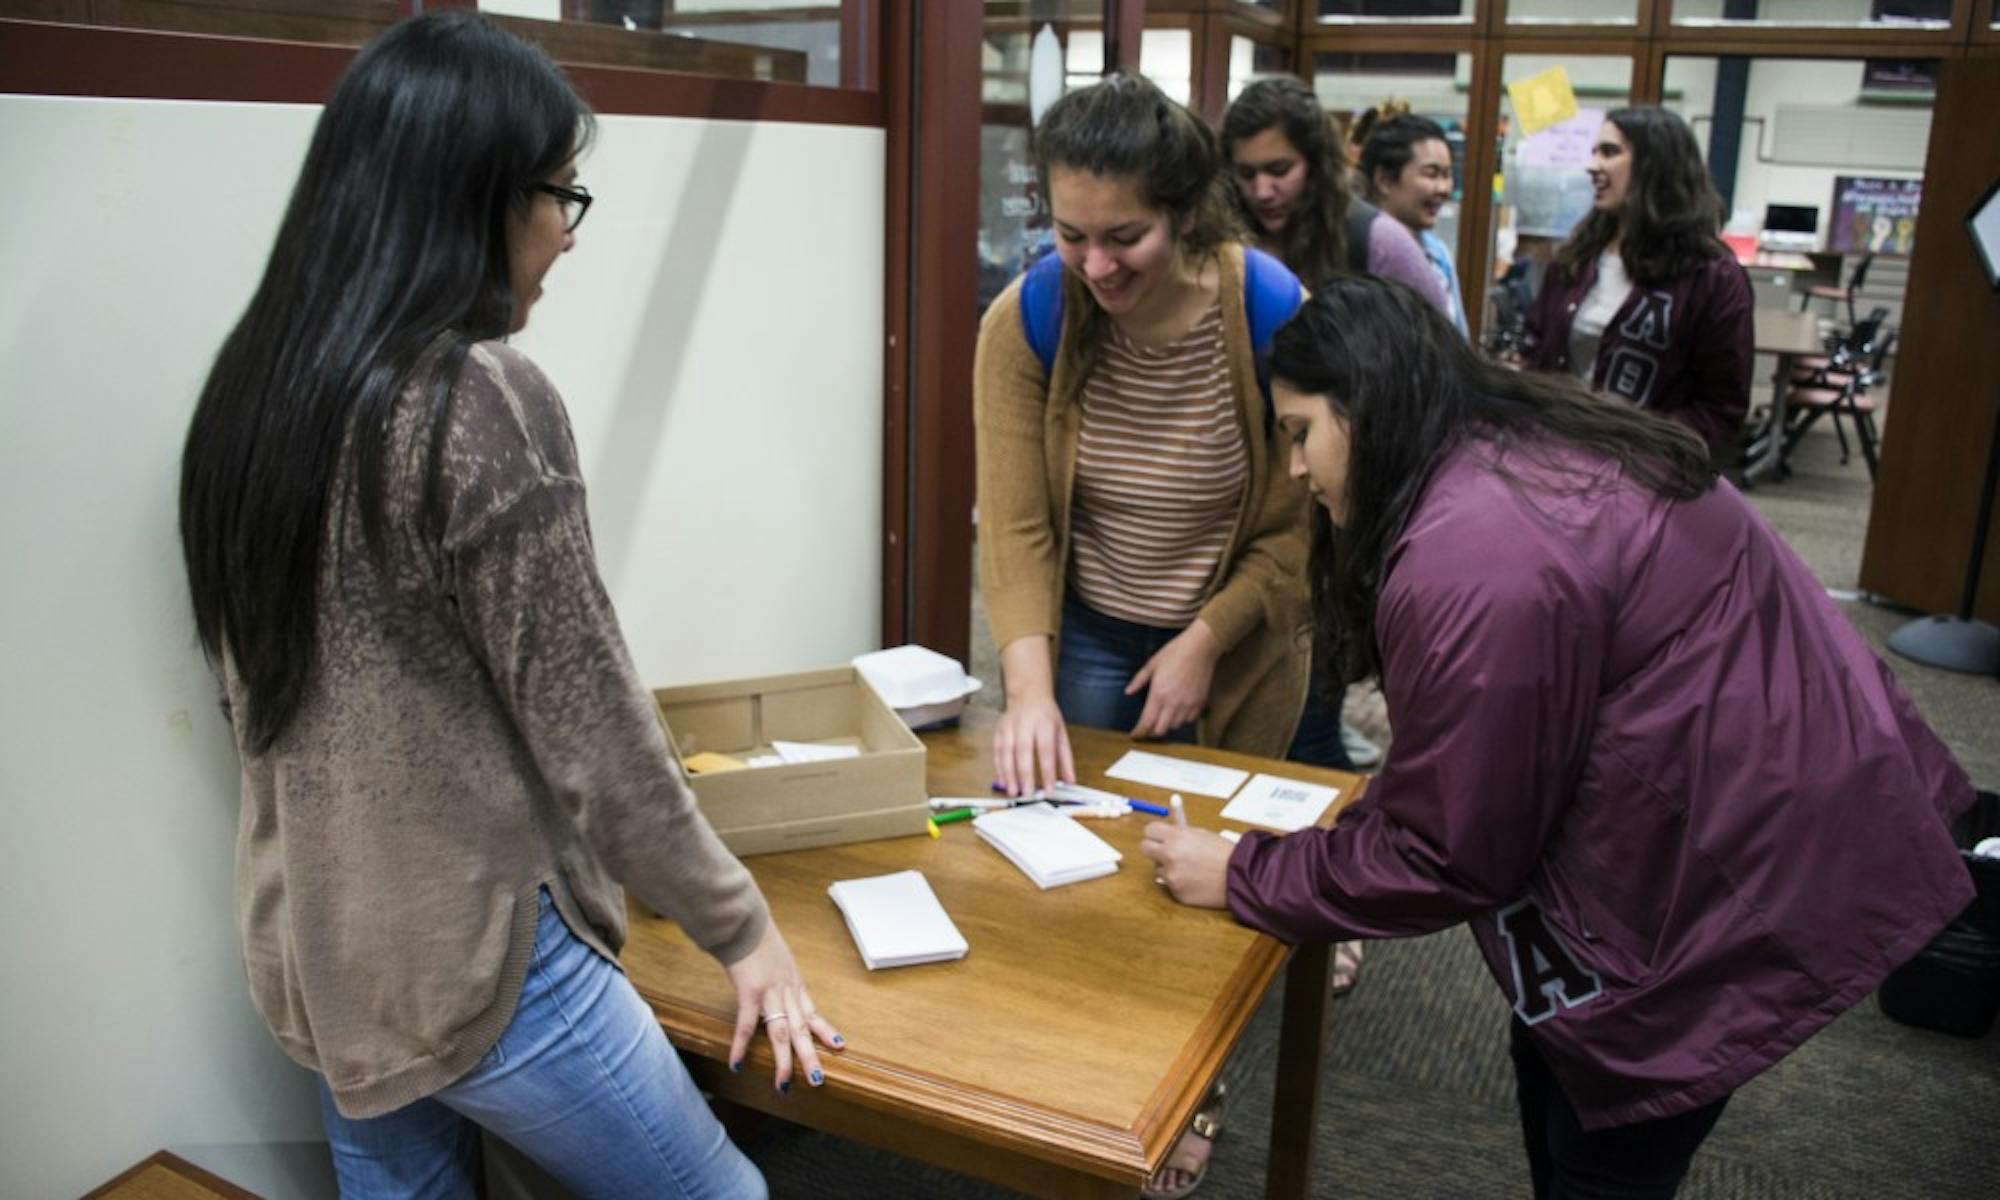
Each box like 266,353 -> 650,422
810,1069 -> 823,1086
729,1060 -> 742,1074
778,1080 -> 791,1095
831,1034 -> 845,1048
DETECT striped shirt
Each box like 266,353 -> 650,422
1068,301 -> 1247,628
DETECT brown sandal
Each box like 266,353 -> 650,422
1143,1082 -> 1226,1200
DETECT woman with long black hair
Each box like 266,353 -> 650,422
1518,106 -> 1755,461
179,13 -> 834,1196
1220,78 -> 1450,311
1141,276 -> 1974,1198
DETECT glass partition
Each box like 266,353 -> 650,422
1671,0 -> 1953,31
0,0 -> 867,85
1230,37 -> 1291,100
1483,54 -> 1634,347
1661,54 -> 1931,320
482,2 -> 828,83
1507,0 -> 1638,25
1314,51 -> 1474,315
1317,0 -> 1475,23
980,4 -> 1107,313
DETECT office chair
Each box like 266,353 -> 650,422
1787,304 -> 1889,388
1784,316 -> 1894,481
1483,282 -> 1528,358
1804,251 -> 1876,330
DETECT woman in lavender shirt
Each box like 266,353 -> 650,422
1142,276 -> 1973,1198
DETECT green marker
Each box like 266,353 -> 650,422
930,806 -> 977,826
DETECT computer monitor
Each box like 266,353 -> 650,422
1764,204 -> 1819,236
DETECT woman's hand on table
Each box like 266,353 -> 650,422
1127,620 -> 1220,740
1140,823 -> 1233,909
724,922 -> 843,1093
993,694 -> 1076,797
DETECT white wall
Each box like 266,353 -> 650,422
0,94 -> 882,1198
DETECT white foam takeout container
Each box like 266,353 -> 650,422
850,644 -> 983,731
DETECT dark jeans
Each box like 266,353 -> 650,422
1510,1019 -> 1729,1200
1054,591 -> 1351,770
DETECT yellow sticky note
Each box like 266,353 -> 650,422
1507,66 -> 1578,138
684,751 -> 748,775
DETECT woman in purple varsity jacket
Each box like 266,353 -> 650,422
1141,277 -> 1975,1199
1519,106 -> 1755,462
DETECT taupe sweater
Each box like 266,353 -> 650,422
220,343 -> 768,1118
973,243 -> 1311,755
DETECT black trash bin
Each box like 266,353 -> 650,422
1878,790 -> 2000,1038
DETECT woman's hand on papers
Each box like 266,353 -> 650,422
994,694 -> 1077,797
1126,620 -> 1220,740
724,923 -> 843,1093
1139,823 -> 1233,909
995,637 -> 1077,797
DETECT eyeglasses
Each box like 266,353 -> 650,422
534,182 -> 593,233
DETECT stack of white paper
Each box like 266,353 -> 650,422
973,802 -> 1122,889
826,870 -> 969,970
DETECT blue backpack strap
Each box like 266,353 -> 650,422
1242,246 -> 1304,406
1019,251 -> 1066,377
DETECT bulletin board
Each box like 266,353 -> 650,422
1829,175 -> 1923,256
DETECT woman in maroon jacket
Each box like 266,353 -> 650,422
1518,106 -> 1754,462
1143,277 -> 1973,1199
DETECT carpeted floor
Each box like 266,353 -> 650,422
739,369 -> 2000,1199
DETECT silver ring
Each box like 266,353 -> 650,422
762,1012 -> 788,1024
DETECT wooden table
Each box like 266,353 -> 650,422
620,708 -> 1364,1198
1743,307 -> 1827,485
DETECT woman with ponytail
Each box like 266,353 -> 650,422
974,72 -> 1341,1196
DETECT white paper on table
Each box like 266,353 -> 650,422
826,870 -> 969,970
1104,749 -> 1249,799
771,740 -> 862,765
971,803 -> 1122,889
1218,772 -> 1340,832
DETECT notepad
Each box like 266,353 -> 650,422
973,802 -> 1122,889
826,870 -> 969,970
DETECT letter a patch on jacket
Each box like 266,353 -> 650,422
1496,897 -> 1604,1025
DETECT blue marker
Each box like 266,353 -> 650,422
993,779 -> 1172,816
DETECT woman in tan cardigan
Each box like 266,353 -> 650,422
976,73 -> 1343,801
973,76 -> 1341,1196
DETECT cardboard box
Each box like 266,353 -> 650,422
653,666 -> 929,856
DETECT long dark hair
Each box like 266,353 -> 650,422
1034,72 -> 1241,365
1557,105 -> 1727,287
1270,276 -> 1715,691
1221,77 -> 1353,289
179,11 -> 592,753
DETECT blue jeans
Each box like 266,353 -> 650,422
1055,591 -> 1351,770
317,889 -> 765,1200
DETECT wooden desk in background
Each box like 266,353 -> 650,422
621,708 -> 1365,1199
1743,307 -> 1827,485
